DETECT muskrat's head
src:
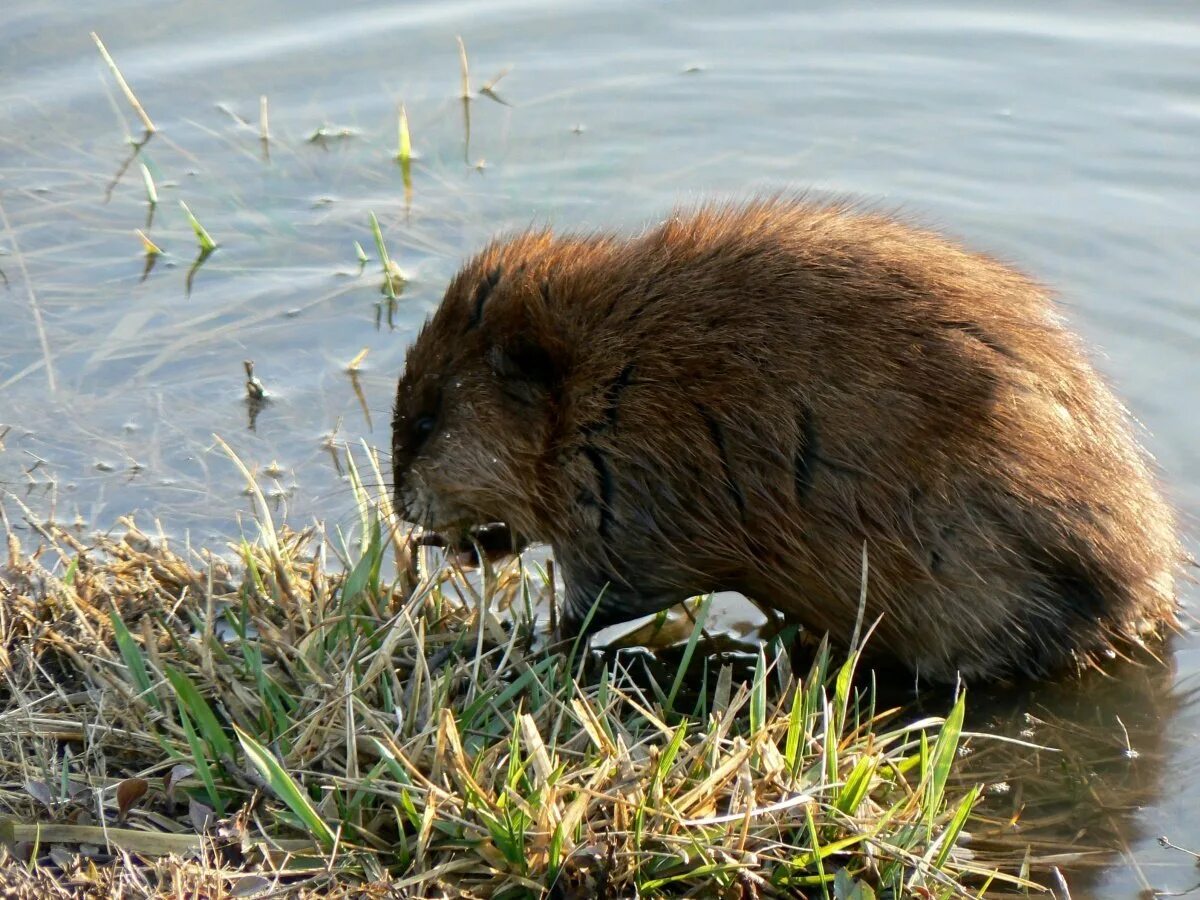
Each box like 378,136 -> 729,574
392,233 -> 574,539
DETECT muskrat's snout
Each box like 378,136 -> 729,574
391,484 -> 419,530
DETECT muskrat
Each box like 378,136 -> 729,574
391,198 -> 1179,682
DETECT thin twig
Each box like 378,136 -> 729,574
1159,835 -> 1200,861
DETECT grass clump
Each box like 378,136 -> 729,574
0,456 -> 1040,898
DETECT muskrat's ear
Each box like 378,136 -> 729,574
486,335 -> 562,404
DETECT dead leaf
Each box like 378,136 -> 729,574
189,798 -> 214,833
116,777 -> 148,822
164,764 -> 194,805
230,875 -> 272,896
24,780 -> 54,812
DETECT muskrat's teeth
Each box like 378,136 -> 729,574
411,523 -> 525,567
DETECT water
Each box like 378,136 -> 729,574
2,0 -> 1198,893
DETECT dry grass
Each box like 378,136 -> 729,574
0,451 -> 1049,898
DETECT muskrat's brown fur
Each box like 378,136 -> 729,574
392,198 -> 1179,682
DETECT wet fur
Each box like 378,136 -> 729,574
392,198 -> 1180,682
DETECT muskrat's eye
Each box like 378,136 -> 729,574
413,415 -> 436,441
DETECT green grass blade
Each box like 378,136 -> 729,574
933,784 -> 979,869
342,516 -> 384,607
823,692 -> 838,787
110,610 -> 159,710
833,647 -> 859,733
164,665 -> 235,761
750,644 -> 767,734
657,722 -> 688,781
834,756 -> 876,816
178,201 -> 217,252
235,726 -> 336,848
397,103 -> 412,163
804,803 -> 832,900
177,705 -> 224,814
664,593 -> 714,713
369,211 -> 396,300
925,690 -> 966,827
139,163 -> 158,205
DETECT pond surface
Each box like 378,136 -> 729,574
2,0 -> 1198,894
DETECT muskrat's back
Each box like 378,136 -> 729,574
392,199 -> 1179,682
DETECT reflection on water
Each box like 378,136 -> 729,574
1,0 -> 1198,894
959,650 -> 1199,896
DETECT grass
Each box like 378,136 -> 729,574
178,201 -> 218,253
91,32 -> 156,135
397,104 -> 413,165
457,35 -> 472,100
139,163 -> 158,207
0,449 -> 1050,898
134,228 -> 162,257
369,211 -> 405,301
259,95 -> 270,145
397,104 -> 415,208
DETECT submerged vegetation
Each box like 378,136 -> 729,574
0,449 -> 1050,898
